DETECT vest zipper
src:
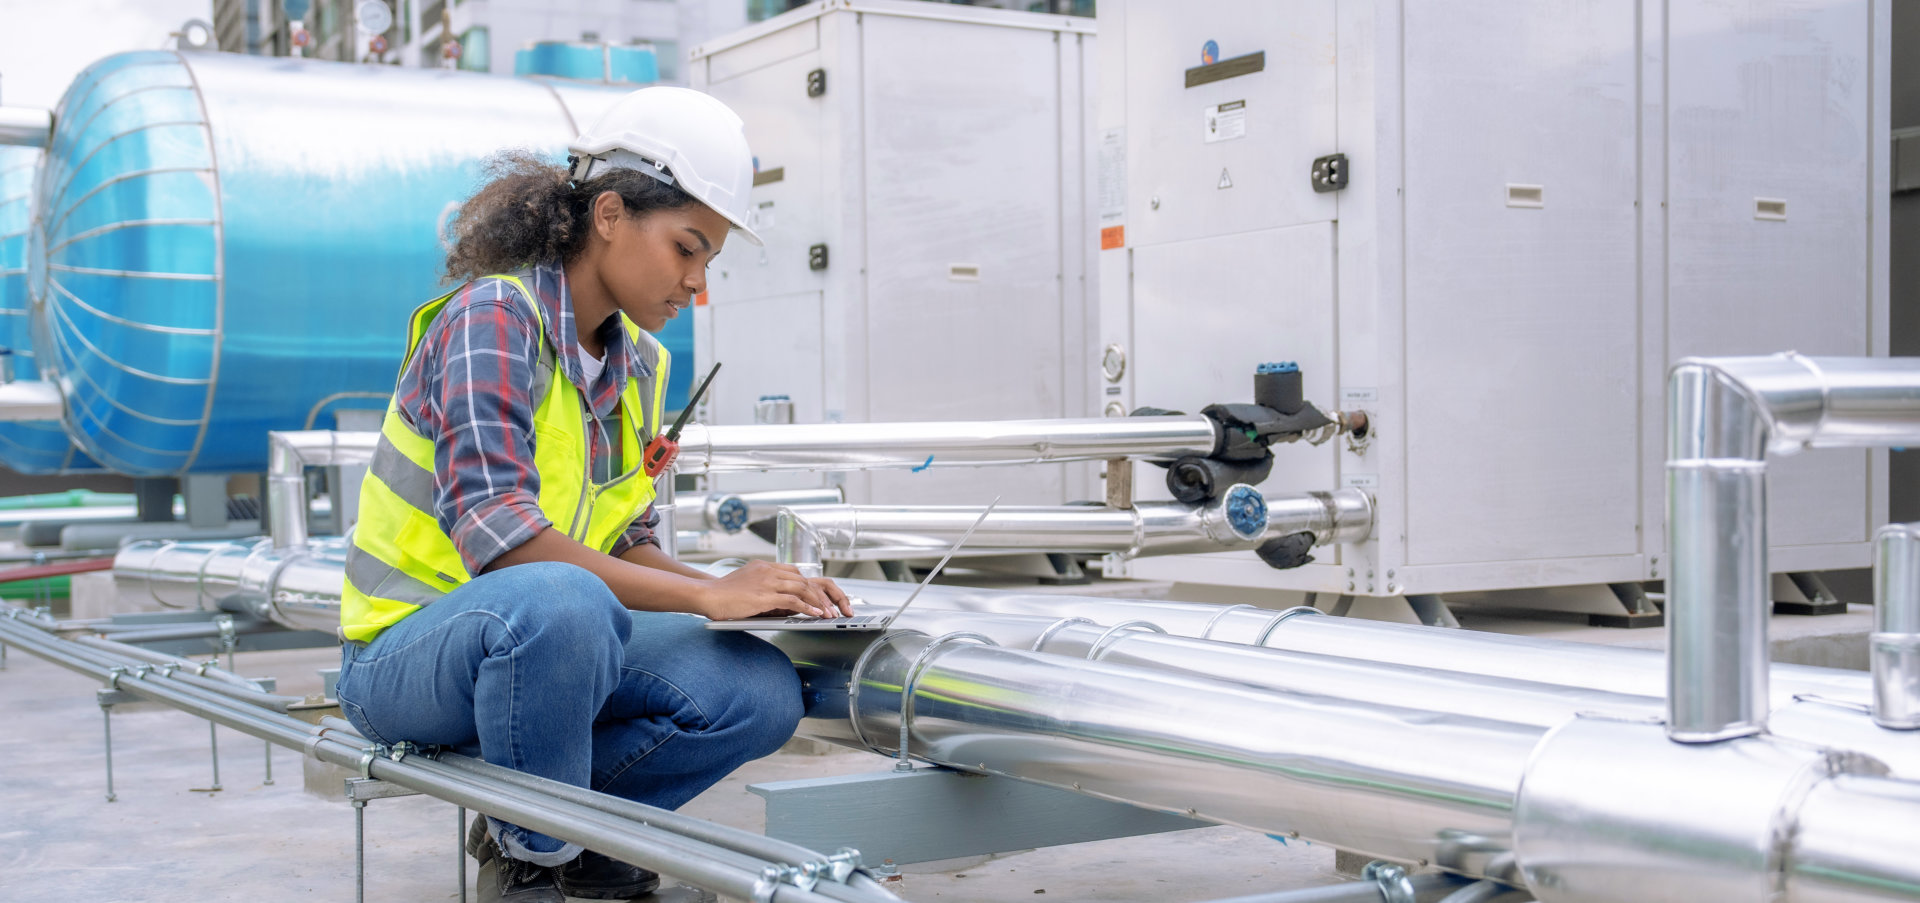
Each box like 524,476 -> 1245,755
567,398 -> 594,543
585,394 -> 649,542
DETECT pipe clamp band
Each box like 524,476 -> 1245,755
897,632 -> 998,764
846,630 -> 926,754
1198,604 -> 1258,640
1086,620 -> 1168,661
1030,616 -> 1097,652
1255,606 -> 1323,645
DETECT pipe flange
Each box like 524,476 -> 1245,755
1198,604 -> 1259,640
1254,606 -> 1324,645
1029,616 -> 1097,652
1085,620 -> 1168,661
1361,861 -> 1416,903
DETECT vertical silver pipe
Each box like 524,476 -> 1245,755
653,468 -> 678,560
1666,362 -> 1773,742
1665,458 -> 1770,741
1871,523 -> 1920,729
775,508 -> 823,576
1663,356 -> 1920,743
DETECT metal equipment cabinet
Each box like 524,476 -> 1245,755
689,0 -> 1097,505
1097,0 -> 1892,605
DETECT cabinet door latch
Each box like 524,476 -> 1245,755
1311,153 -> 1349,193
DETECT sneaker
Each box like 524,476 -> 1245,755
479,855 -> 565,903
558,850 -> 662,900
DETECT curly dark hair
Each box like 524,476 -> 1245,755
442,150 -> 700,282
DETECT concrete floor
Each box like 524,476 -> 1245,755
0,570 -> 1878,903
0,642 -> 1345,903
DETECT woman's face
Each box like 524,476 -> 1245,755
596,196 -> 731,333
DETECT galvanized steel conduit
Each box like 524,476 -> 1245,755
0,608 -> 897,903
266,430 -> 377,550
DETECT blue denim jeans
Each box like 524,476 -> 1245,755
334,561 -> 803,866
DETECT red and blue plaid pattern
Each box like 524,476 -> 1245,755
390,261 -> 661,576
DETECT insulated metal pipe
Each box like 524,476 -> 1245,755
0,381 -> 65,420
0,107 -> 51,147
774,488 -> 1370,564
112,537 -> 351,633
884,605 -> 1919,779
1666,354 -> 1920,742
783,629 -> 1544,879
265,430 -> 377,549
1872,523 -> 1920,729
1786,773 -> 1920,903
107,536 -> 1877,710
674,415 -> 1220,475
682,488 -> 847,534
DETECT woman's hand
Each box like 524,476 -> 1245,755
697,560 -> 854,621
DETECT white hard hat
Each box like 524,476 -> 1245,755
568,86 -> 763,246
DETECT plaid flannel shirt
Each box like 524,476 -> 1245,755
390,260 -> 661,576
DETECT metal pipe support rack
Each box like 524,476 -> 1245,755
0,605 -> 899,903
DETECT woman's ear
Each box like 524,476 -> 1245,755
593,190 -> 625,242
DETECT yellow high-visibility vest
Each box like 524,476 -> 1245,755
340,273 -> 669,643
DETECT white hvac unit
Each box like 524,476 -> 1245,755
689,1 -> 1098,506
1096,0 -> 1890,607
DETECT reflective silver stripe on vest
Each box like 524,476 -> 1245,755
344,544 -> 446,605
369,434 -> 436,507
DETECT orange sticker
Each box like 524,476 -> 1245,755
694,291 -> 709,307
1100,225 -> 1125,250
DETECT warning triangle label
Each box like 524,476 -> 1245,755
1217,168 -> 1233,189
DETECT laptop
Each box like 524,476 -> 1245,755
704,497 -> 1000,632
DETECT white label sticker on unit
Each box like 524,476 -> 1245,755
752,201 -> 775,231
1344,473 -> 1379,489
1340,387 -> 1379,404
1205,100 -> 1247,144
1098,128 -> 1127,225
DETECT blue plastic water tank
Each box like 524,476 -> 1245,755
0,145 -> 100,473
30,51 -> 694,476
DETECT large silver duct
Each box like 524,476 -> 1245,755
766,627 -> 1920,901
772,487 -> 1371,564
1666,354 -> 1920,742
787,628 -> 1543,879
104,535 -> 1920,899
